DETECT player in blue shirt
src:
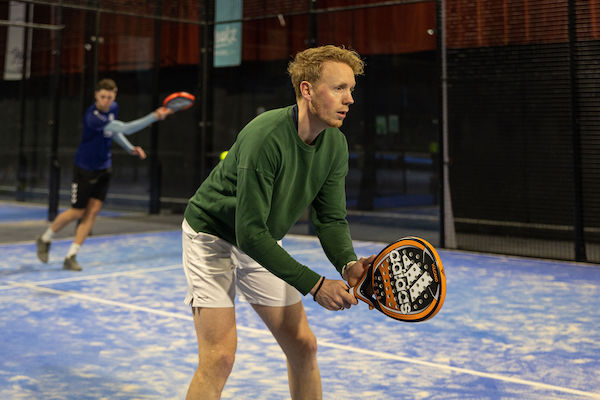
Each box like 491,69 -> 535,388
36,79 -> 172,271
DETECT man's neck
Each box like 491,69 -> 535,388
296,101 -> 325,145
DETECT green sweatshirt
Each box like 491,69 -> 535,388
184,105 -> 357,295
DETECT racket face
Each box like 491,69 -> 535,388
358,236 -> 446,322
163,91 -> 195,111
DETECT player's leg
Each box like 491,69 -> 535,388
49,207 -> 86,232
53,165 -> 93,234
62,168 -> 110,270
186,307 -> 237,400
182,220 -> 239,399
74,167 -> 110,246
252,302 -> 321,400
36,207 -> 85,263
36,166 -> 88,263
233,246 -> 321,400
73,197 -> 103,246
60,197 -> 102,270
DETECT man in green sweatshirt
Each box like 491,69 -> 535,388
182,45 -> 375,400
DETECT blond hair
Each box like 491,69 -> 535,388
287,45 -> 364,99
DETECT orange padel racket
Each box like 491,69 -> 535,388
351,236 -> 446,322
163,91 -> 195,112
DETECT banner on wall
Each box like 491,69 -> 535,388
214,0 -> 242,67
3,1 -> 33,80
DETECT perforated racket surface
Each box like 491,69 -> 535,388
163,91 -> 195,112
352,236 -> 446,322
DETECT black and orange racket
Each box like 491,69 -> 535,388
351,236 -> 446,322
163,91 -> 195,112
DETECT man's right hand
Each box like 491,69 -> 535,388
153,106 -> 173,120
342,255 -> 376,288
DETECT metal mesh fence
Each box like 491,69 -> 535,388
2,0 -> 600,263
445,0 -> 600,262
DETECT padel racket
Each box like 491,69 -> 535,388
163,91 -> 195,112
351,236 -> 446,322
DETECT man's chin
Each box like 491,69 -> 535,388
322,116 -> 343,128
314,110 -> 344,129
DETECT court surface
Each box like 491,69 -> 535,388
1,224 -> 600,399
0,202 -> 124,223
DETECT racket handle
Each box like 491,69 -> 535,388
350,286 -> 374,309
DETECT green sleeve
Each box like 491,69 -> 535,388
311,142 -> 357,274
235,166 -> 321,295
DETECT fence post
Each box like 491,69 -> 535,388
567,0 -> 587,262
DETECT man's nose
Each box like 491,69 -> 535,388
344,91 -> 354,105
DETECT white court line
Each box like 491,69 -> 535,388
0,264 -> 181,291
0,244 -> 333,292
5,280 -> 600,399
317,341 -> 600,399
7,280 -> 192,320
0,245 -> 323,290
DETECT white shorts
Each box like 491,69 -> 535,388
181,219 -> 301,308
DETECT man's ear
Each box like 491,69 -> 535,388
300,81 -> 312,100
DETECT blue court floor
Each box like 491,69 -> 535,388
0,202 -> 124,223
1,228 -> 599,399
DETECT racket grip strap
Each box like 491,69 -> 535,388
312,276 -> 325,301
